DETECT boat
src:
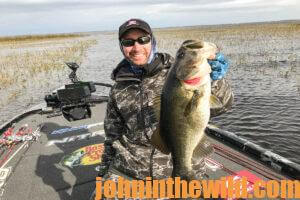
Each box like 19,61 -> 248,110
0,64 -> 299,200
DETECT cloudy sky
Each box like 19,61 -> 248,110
0,0 -> 299,36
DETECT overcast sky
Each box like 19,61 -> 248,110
0,0 -> 299,36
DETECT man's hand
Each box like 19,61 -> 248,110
208,53 -> 229,80
97,162 -> 109,177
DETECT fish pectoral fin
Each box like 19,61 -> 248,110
184,90 -> 202,116
150,127 -> 170,155
210,95 -> 223,109
193,134 -> 214,159
152,95 -> 161,121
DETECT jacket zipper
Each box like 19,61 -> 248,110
139,74 -> 154,177
139,74 -> 150,142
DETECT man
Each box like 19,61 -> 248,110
98,18 -> 233,185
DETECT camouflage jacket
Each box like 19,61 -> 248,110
101,53 -> 234,180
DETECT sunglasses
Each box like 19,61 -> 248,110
121,36 -> 151,47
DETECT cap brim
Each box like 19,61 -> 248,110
120,25 -> 151,38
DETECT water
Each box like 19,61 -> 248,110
212,62 -> 300,164
1,26 -> 300,165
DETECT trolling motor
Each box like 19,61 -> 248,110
44,62 -> 96,121
66,62 -> 79,83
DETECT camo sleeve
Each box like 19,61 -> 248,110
100,88 -> 126,174
210,78 -> 234,117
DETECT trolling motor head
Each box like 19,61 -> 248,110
44,62 -> 96,121
66,62 -> 80,83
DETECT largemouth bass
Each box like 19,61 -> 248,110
151,40 -> 221,180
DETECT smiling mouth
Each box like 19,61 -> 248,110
131,53 -> 145,57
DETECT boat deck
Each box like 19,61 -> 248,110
0,102 -> 291,200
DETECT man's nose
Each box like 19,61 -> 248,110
132,41 -> 143,49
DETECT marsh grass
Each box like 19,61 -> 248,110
153,22 -> 300,88
155,23 -> 300,65
0,34 -> 97,107
0,33 -> 85,43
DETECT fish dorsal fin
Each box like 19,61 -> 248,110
151,127 -> 170,155
193,133 -> 214,159
210,95 -> 223,109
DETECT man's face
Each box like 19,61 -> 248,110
121,29 -> 152,66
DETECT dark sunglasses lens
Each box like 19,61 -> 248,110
121,36 -> 151,47
121,39 -> 135,47
137,36 -> 151,45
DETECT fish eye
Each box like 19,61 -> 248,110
177,51 -> 185,59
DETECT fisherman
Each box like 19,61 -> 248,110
95,18 -> 233,198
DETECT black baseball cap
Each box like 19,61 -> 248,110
119,18 -> 152,39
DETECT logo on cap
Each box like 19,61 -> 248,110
127,20 -> 138,26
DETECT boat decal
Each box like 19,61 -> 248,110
61,143 -> 104,168
46,130 -> 104,146
50,122 -> 103,135
223,170 -> 262,200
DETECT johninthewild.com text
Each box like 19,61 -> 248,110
95,176 -> 300,199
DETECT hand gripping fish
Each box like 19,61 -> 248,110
151,40 -> 222,181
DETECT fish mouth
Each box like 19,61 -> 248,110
183,77 -> 202,85
182,73 -> 211,86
